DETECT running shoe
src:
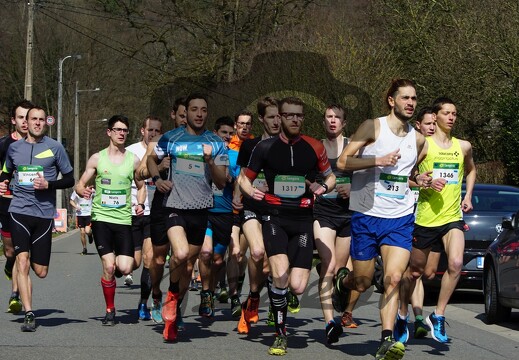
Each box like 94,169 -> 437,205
341,310 -> 358,328
102,309 -> 116,326
231,296 -> 242,318
426,312 -> 449,343
81,248 -> 87,255
218,287 -> 229,303
244,296 -> 260,323
165,254 -> 170,268
413,315 -> 429,339
393,313 -> 409,344
21,311 -> 36,332
8,294 -> 22,314
177,303 -> 185,331
199,291 -> 214,318
287,291 -> 300,314
138,303 -> 151,320
268,333 -> 288,356
375,336 -> 405,360
325,320 -> 343,344
124,274 -> 134,286
162,291 -> 178,342
88,233 -> 94,244
332,267 -> 350,313
4,265 -> 12,280
189,278 -> 198,291
237,301 -> 251,334
151,297 -> 163,324
267,305 -> 275,326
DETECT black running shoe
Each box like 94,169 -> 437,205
21,312 -> 36,332
326,320 -> 343,344
332,267 -> 351,313
88,233 -> 94,244
102,309 -> 116,326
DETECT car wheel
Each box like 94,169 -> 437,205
373,255 -> 384,293
484,264 -> 511,324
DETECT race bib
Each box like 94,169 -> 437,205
252,172 -> 267,189
323,176 -> 350,198
432,162 -> 459,184
376,173 -> 408,199
175,155 -> 205,177
273,175 -> 305,198
17,165 -> 43,186
101,189 -> 127,208
411,186 -> 420,204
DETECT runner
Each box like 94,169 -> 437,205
334,79 -> 431,359
313,104 -> 361,344
75,115 -> 145,326
0,99 -> 33,315
396,97 -> 476,344
145,93 -> 227,341
69,189 -> 94,255
234,97 -> 280,332
125,115 -> 163,321
239,96 -> 335,355
0,105 -> 74,332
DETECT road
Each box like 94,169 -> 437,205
0,230 -> 518,359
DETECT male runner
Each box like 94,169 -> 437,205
0,99 -> 33,314
0,106 -> 74,332
334,79 -> 431,359
70,189 -> 94,255
76,115 -> 145,326
125,115 -> 163,321
313,104 -> 361,344
396,97 -> 476,344
239,96 -> 335,355
234,97 -> 280,332
146,93 -> 227,341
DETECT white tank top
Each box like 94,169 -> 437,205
350,116 -> 417,218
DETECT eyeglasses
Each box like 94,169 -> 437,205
280,113 -> 304,120
110,127 -> 129,134
236,122 -> 252,127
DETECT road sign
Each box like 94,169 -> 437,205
46,115 -> 55,126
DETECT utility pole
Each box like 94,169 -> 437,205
24,0 -> 34,100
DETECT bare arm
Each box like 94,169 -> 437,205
133,155 -> 146,216
337,119 -> 401,171
203,144 -> 227,189
146,149 -> 173,193
76,153 -> 99,199
461,140 -> 476,213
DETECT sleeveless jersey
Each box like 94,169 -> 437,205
350,117 -> 417,218
92,149 -> 135,225
415,136 -> 464,227
126,142 -> 152,216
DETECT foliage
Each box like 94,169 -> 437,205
495,94 -> 519,185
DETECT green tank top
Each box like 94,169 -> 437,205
416,136 -> 464,227
92,149 -> 135,225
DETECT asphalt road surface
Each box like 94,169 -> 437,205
0,230 -> 518,359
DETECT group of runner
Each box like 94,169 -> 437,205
0,78 -> 475,360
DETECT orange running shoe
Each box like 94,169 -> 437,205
245,296 -> 260,324
162,291 -> 178,342
341,310 -> 358,328
237,302 -> 251,334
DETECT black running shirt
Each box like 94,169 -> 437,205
245,133 -> 332,212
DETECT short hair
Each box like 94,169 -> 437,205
385,78 -> 416,111
185,93 -> 208,109
431,97 -> 456,114
234,110 -> 253,123
26,106 -> 46,120
11,99 -> 34,119
172,97 -> 186,112
257,97 -> 278,118
107,115 -> 130,129
141,115 -> 162,129
278,96 -> 304,111
214,116 -> 234,131
416,106 -> 434,122
324,103 -> 347,120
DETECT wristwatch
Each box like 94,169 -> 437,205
321,183 -> 329,192
152,175 -> 160,183
138,203 -> 145,210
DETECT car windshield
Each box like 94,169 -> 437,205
465,189 -> 519,212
